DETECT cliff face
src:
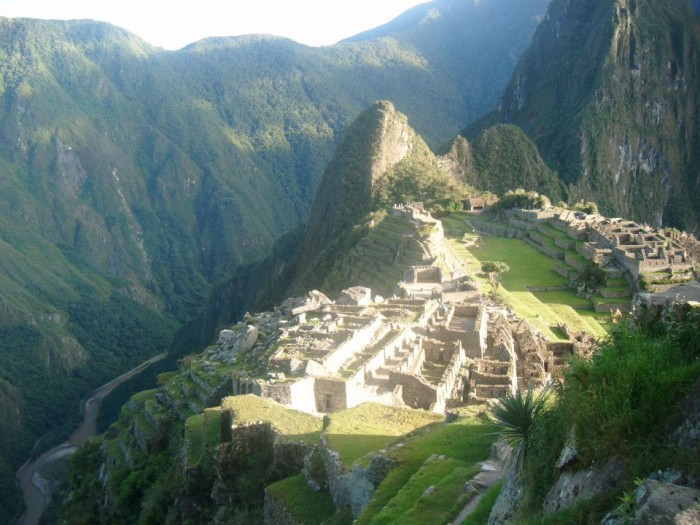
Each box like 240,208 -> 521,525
477,0 -> 700,231
300,101 -> 416,268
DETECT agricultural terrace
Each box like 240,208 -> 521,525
221,395 -> 323,444
266,407 -> 495,525
355,407 -> 495,525
324,403 -> 443,466
442,213 -> 611,340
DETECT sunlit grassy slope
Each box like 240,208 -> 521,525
442,213 -> 610,340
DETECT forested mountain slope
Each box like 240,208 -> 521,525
469,0 -> 700,231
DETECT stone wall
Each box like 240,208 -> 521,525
322,316 -> 383,373
432,346 -> 467,412
392,373 -> 436,410
524,237 -> 565,260
564,253 -> 588,272
318,435 -> 390,517
314,378 -> 350,413
261,376 -> 317,414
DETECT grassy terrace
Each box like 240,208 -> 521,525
183,408 -> 222,469
266,474 -> 337,525
443,213 -> 611,339
221,394 -> 322,444
325,403 -> 443,466
356,408 -> 495,524
369,457 -> 479,524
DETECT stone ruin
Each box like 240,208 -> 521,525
553,211 -> 694,281
213,280 -> 581,415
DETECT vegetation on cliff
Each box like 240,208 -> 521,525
510,304 -> 700,523
449,126 -> 566,203
471,0 -> 700,231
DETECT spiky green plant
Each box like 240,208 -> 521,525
490,387 -> 551,449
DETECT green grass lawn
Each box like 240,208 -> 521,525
473,237 -> 568,289
356,408 -> 496,525
534,290 -> 592,309
266,474 -> 337,525
221,394 -> 323,444
325,403 -> 443,466
184,412 -> 204,468
370,458 -> 479,525
444,218 -> 611,340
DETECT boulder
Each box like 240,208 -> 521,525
338,286 -> 372,306
213,325 -> 258,363
555,427 -> 580,470
633,480 -> 700,525
543,457 -> 624,515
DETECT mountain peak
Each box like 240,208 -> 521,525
299,100 -> 416,268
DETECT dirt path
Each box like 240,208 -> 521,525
451,459 -> 503,525
16,352 -> 167,525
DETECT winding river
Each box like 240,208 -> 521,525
16,352 -> 167,525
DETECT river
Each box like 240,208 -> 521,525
16,352 -> 167,525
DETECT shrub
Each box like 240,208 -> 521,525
481,260 -> 511,275
574,262 -> 606,291
516,305 -> 700,522
490,388 -> 551,450
493,189 -> 551,211
562,317 -> 700,464
573,199 -> 599,215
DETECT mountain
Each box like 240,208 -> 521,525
468,0 -> 700,231
445,125 -> 566,201
0,2 -> 550,518
292,100 -> 467,295
55,100 -> 470,525
345,0 -> 553,126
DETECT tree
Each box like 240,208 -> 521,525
481,260 -> 510,288
573,199 -> 599,215
481,260 -> 510,275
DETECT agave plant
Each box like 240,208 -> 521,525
490,387 -> 551,449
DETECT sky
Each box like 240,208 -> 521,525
0,0 -> 431,49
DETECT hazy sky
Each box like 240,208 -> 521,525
0,0 -> 431,49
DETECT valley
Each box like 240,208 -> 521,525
57,192 -> 700,524
0,1 -> 551,516
17,352 -> 166,525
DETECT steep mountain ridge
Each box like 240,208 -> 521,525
345,0 -> 552,123
445,125 -> 566,201
470,0 -> 700,231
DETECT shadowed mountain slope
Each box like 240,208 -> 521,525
468,0 -> 700,231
